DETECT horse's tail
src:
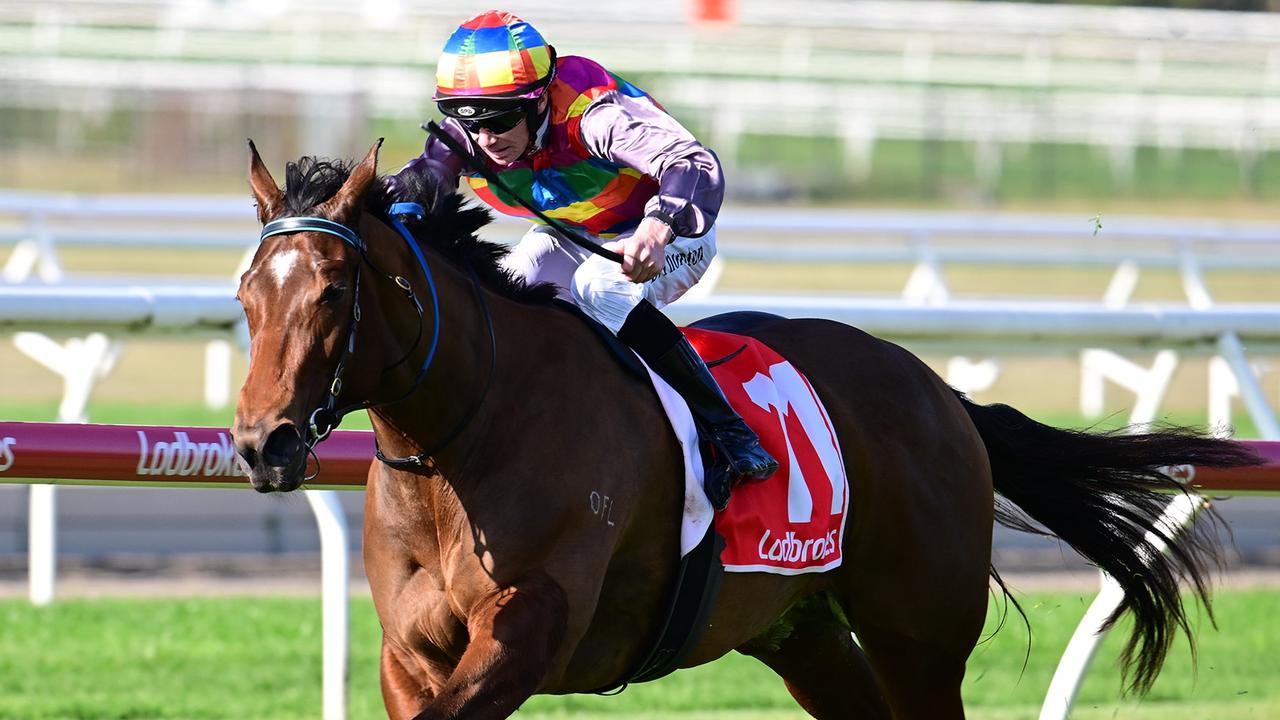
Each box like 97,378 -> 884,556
955,391 -> 1261,693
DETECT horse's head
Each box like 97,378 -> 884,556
232,139 -> 385,492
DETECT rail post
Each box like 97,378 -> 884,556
305,489 -> 350,720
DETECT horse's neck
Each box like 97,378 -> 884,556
371,275 -> 650,491
364,233 -> 486,459
364,235 -> 608,481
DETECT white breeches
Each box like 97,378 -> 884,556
499,223 -> 717,334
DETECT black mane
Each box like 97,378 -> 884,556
281,156 -> 558,304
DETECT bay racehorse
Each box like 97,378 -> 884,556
232,140 -> 1259,719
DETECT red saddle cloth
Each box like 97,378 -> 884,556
683,328 -> 850,574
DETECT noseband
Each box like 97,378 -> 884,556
257,202 -> 495,472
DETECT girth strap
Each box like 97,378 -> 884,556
592,521 -> 726,695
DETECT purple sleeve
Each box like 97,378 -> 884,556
384,119 -> 470,197
578,93 -> 724,238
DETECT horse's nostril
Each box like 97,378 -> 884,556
262,424 -> 304,468
238,445 -> 259,470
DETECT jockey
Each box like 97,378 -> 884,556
390,10 -> 777,506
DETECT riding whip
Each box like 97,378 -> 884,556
423,120 -> 625,265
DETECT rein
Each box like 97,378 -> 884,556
257,202 -> 495,473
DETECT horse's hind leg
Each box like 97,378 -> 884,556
831,514 -> 987,719
851,622 -> 970,719
834,477 -> 990,719
738,596 -> 890,719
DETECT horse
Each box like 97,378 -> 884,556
231,140 -> 1259,720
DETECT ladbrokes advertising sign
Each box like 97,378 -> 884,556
0,422 -> 373,488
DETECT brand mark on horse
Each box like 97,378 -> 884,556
135,431 -> 244,477
0,437 -> 15,472
589,491 -> 616,527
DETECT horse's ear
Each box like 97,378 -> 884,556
247,139 -> 283,225
320,138 -> 383,223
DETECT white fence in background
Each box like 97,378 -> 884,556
7,188 -> 1280,418
7,1 -> 1280,189
10,190 -> 1280,294
10,0 -> 1280,95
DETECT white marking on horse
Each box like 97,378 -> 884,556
270,249 -> 300,285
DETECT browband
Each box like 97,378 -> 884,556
260,216 -> 366,252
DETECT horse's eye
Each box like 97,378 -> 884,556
319,283 -> 347,305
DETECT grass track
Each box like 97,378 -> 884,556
0,591 -> 1276,719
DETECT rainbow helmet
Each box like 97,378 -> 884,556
435,10 -> 557,120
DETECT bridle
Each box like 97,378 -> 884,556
256,202 -> 496,474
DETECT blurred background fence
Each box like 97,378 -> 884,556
6,0 -> 1280,204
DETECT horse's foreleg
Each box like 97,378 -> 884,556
411,571 -> 569,720
381,637 -> 437,720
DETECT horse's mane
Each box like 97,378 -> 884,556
281,156 -> 558,304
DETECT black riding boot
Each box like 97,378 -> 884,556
619,302 -> 779,510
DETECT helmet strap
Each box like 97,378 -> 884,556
521,100 -> 550,158
520,47 -> 555,157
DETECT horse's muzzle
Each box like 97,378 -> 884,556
234,422 -> 307,493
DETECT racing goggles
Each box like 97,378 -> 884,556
438,97 -> 530,135
455,108 -> 526,135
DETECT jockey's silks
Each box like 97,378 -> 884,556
463,56 -> 663,238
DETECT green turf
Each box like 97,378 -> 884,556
0,591 -> 1276,719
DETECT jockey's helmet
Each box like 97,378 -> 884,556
434,10 -> 556,126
